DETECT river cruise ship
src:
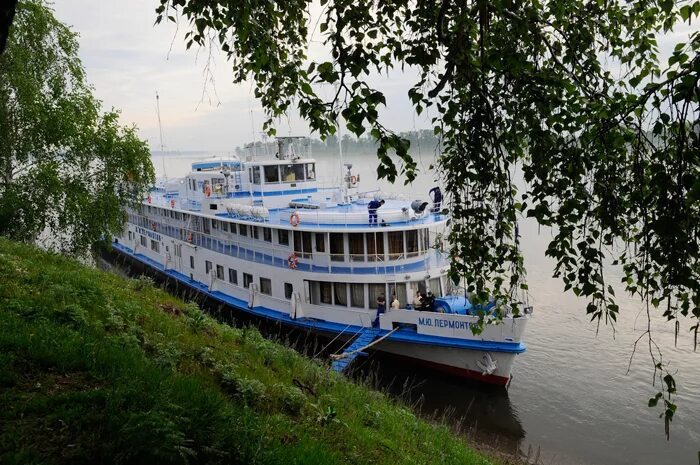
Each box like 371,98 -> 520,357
112,137 -> 530,385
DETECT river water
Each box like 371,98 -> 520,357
151,150 -> 699,465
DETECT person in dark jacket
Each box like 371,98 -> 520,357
429,186 -> 442,213
367,199 -> 385,225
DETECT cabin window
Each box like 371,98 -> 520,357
221,222 -> 228,232
252,167 -> 261,184
281,164 -> 305,182
368,284 -> 385,309
264,165 -> 280,183
320,281 -> 332,304
366,232 -> 384,262
263,227 -> 272,242
230,223 -> 238,234
422,229 -> 430,252
239,224 -> 248,237
388,231 -> 404,259
406,230 -> 419,257
428,277 -> 442,296
190,256 -> 195,269
228,268 -> 238,285
210,204 -> 218,210
243,273 -> 253,288
305,163 -> 316,180
330,233 -> 344,261
140,235 -> 147,247
350,284 -> 365,308
388,283 -> 407,308
294,231 -> 313,258
216,265 -> 224,280
212,220 -> 219,230
334,283 -> 348,306
205,260 -> 212,274
315,233 -> 325,252
349,233 -> 365,262
252,226 -> 259,240
278,229 -> 289,246
284,283 -> 293,299
150,239 -> 160,253
260,278 -> 272,295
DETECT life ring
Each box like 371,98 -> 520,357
186,232 -> 193,243
290,211 -> 300,227
350,175 -> 357,185
204,184 -> 212,197
151,222 -> 157,231
288,253 -> 299,270
170,199 -> 175,208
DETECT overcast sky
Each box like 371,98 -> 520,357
52,0 -> 431,153
52,1 -> 693,153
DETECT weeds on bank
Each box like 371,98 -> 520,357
0,238 -> 496,465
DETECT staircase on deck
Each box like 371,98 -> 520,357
331,327 -> 382,373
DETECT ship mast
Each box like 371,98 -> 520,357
156,91 -> 167,180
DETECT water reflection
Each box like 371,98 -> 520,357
352,353 -> 525,457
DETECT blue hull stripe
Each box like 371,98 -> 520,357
112,242 -> 526,354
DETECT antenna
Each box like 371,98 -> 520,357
156,91 -> 167,180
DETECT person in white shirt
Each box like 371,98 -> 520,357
390,294 -> 400,310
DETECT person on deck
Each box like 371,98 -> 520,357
391,294 -> 400,310
367,199 -> 385,225
429,186 -> 442,213
374,293 -> 387,327
413,293 -> 423,310
424,290 -> 436,312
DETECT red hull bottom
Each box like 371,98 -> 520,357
377,350 -> 511,386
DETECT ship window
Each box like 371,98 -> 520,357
221,222 -> 228,232
366,232 -> 384,262
422,229 -> 430,252
252,167 -> 261,184
263,227 -> 272,242
264,165 -> 280,183
368,283 -> 385,309
388,231 -> 404,259
150,239 -> 159,253
315,233 -> 325,252
428,277 -> 441,296
284,283 -> 293,299
281,164 -> 305,182
140,235 -> 147,247
294,231 -> 313,258
240,224 -> 248,236
216,265 -> 224,280
230,223 -> 237,234
205,260 -> 212,274
252,226 -> 259,240
190,256 -> 195,269
388,283 -> 407,308
334,283 -> 347,306
243,273 -> 253,288
406,230 -> 418,257
228,268 -> 238,284
305,163 -> 316,180
330,233 -> 344,261
210,204 -> 218,210
278,229 -> 289,246
350,284 -> 364,308
320,281 -> 332,304
212,220 -> 219,230
260,278 -> 272,295
349,233 -> 365,262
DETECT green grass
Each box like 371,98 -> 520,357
0,237 -> 498,465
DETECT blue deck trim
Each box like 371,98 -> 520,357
111,242 -> 526,354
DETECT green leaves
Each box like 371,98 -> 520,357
0,0 -> 154,255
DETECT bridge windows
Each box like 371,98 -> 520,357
281,164 -> 305,182
349,233 -> 365,262
264,165 -> 280,183
388,231 -> 404,259
315,232 -> 325,252
366,232 -> 384,262
330,233 -> 344,261
406,230 -> 419,257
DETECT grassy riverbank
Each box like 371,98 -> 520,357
0,238 -> 499,465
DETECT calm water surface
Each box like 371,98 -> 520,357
152,150 -> 700,465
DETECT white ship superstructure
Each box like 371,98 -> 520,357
113,137 -> 530,385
